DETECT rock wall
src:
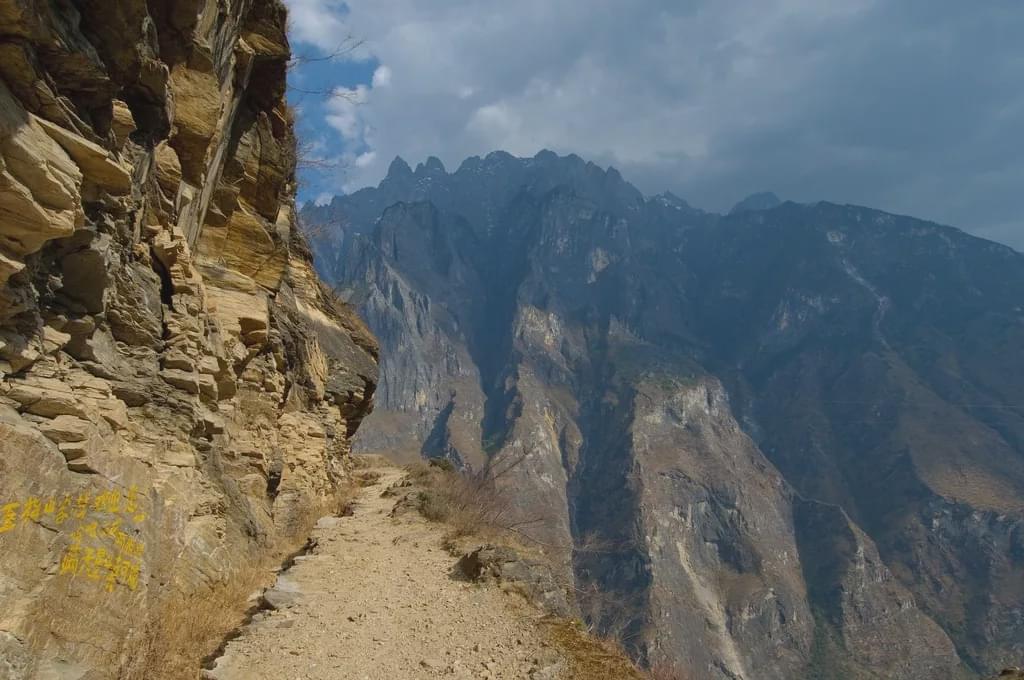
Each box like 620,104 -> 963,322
0,1 -> 377,677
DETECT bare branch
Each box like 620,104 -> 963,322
287,85 -> 365,101
287,37 -> 365,71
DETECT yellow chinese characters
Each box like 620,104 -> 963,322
0,484 -> 147,534
1,484 -> 148,593
0,501 -> 18,532
59,526 -> 141,592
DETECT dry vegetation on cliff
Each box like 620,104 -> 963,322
119,567 -> 268,680
407,459 -> 525,539
119,476 -> 359,680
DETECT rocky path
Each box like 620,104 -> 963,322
205,465 -> 567,679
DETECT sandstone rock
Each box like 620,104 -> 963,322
260,587 -> 301,611
38,414 -> 94,443
58,232 -> 113,314
58,439 -> 91,461
106,262 -> 164,347
34,115 -> 132,194
154,141 -> 183,195
63,316 -> 95,335
0,3 -> 378,677
0,250 -> 24,286
160,368 -> 200,394
163,349 -> 195,371
40,326 -> 70,354
94,397 -> 130,431
0,80 -> 82,257
168,65 -> 220,182
5,376 -> 90,418
0,331 -> 41,372
198,355 -> 221,375
202,411 -> 226,435
198,205 -> 288,290
111,99 -> 137,148
197,373 -> 219,400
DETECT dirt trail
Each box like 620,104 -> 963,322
205,466 -> 567,680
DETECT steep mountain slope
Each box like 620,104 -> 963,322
0,2 -> 376,677
302,151 -> 1024,679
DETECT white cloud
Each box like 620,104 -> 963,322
354,151 -> 378,168
285,0 -> 351,53
284,0 -> 1024,250
324,85 -> 369,142
371,65 -> 392,88
466,103 -> 521,148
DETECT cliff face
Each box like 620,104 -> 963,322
0,1 -> 377,677
303,151 -> 1024,678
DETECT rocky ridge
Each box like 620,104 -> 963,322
0,1 -> 376,677
303,151 -> 1024,679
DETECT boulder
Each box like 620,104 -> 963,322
457,545 -> 572,617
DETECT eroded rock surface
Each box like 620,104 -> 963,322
0,1 -> 376,676
304,151 -> 1024,678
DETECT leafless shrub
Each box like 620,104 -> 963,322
286,36 -> 364,72
296,138 -> 343,172
286,36 -> 369,103
573,580 -> 640,640
407,455 -> 545,540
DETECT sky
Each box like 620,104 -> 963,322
284,0 -> 1024,251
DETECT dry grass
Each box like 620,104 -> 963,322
541,617 -> 647,680
325,482 -> 359,517
119,481 -> 358,679
405,460 -> 529,540
118,565 -> 269,680
275,482 -> 360,540
542,617 -> 694,680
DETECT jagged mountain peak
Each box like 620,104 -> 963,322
387,155 -> 414,178
730,190 -> 782,214
416,155 -> 447,175
303,150 -> 1024,679
657,190 -> 689,206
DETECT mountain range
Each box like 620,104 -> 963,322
301,150 -> 1024,679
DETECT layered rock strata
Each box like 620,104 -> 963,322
0,1 -> 377,676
